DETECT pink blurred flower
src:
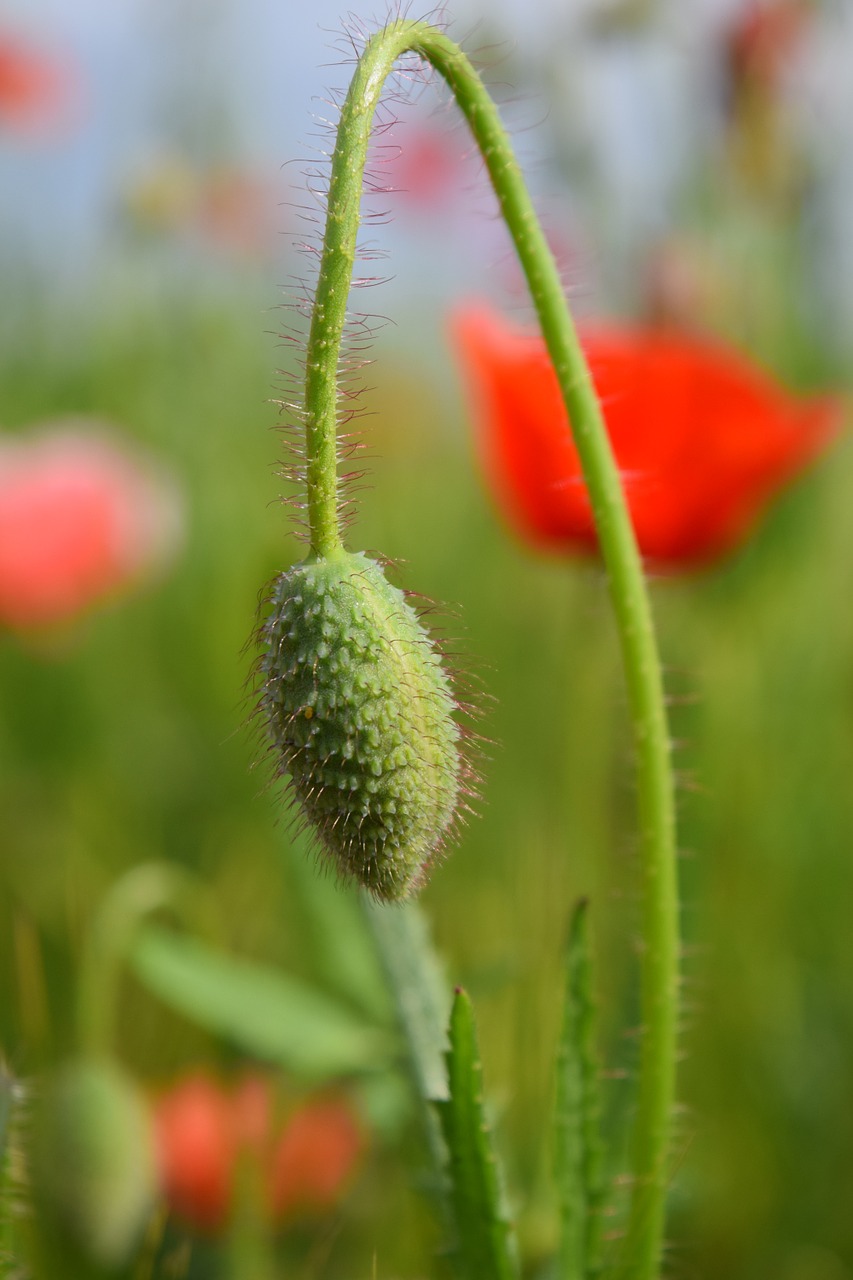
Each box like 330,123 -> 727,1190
0,423 -> 181,631
370,122 -> 473,212
0,30 -> 79,138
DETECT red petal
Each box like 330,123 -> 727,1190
153,1075 -> 234,1231
451,304 -> 842,569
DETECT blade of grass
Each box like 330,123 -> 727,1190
555,900 -> 606,1280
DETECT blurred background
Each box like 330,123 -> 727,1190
1,0 -> 852,1277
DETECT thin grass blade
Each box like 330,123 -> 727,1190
555,900 -> 606,1279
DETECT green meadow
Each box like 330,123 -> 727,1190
1,253 -> 851,1278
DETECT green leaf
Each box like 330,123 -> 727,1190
130,925 -> 392,1080
436,988 -> 519,1280
555,900 -> 606,1280
361,898 -> 453,1228
362,899 -> 450,1106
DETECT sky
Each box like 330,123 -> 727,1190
4,0 -> 853,350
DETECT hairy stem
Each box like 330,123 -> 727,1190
305,18 -> 679,1278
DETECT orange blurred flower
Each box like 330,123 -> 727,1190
0,423 -> 180,631
0,30 -> 79,138
153,1072 -> 364,1233
451,303 -> 841,569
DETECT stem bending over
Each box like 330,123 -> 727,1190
301,18 -> 679,1280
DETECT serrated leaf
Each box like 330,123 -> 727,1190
555,900 -> 606,1280
436,988 -> 519,1280
130,924 -> 392,1080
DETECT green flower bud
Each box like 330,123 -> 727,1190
260,549 -> 462,900
31,1059 -> 157,1273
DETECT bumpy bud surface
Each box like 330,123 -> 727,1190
261,550 -> 461,900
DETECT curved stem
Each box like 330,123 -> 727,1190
77,862 -> 217,1060
306,18 -> 678,1278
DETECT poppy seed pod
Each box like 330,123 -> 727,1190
260,549 -> 461,900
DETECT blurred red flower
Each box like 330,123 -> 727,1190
152,1074 -> 234,1231
269,1098 -> 363,1219
725,0 -> 809,96
153,1072 -> 364,1233
0,30 -> 78,137
451,304 -> 841,568
0,424 -> 180,631
371,122 -> 472,212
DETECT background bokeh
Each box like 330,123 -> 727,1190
2,1 -> 852,1277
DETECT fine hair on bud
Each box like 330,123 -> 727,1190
260,549 -> 464,901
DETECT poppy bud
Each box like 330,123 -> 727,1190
31,1059 -> 157,1272
260,549 -> 461,900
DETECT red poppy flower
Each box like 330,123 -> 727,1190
153,1072 -> 364,1233
269,1098 -> 363,1219
451,304 -> 841,568
153,1074 -> 235,1231
0,424 -> 180,631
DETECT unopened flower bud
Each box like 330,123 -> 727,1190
261,550 -> 461,900
31,1059 -> 157,1272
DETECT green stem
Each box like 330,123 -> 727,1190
77,862 -> 217,1059
306,18 -> 678,1279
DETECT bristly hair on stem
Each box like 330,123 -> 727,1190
270,5 -> 455,548
255,9 -> 484,901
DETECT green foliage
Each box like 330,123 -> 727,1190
363,898 -> 452,1193
130,924 -> 392,1079
261,550 -> 462,900
436,988 -> 519,1280
0,282 -> 851,1280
